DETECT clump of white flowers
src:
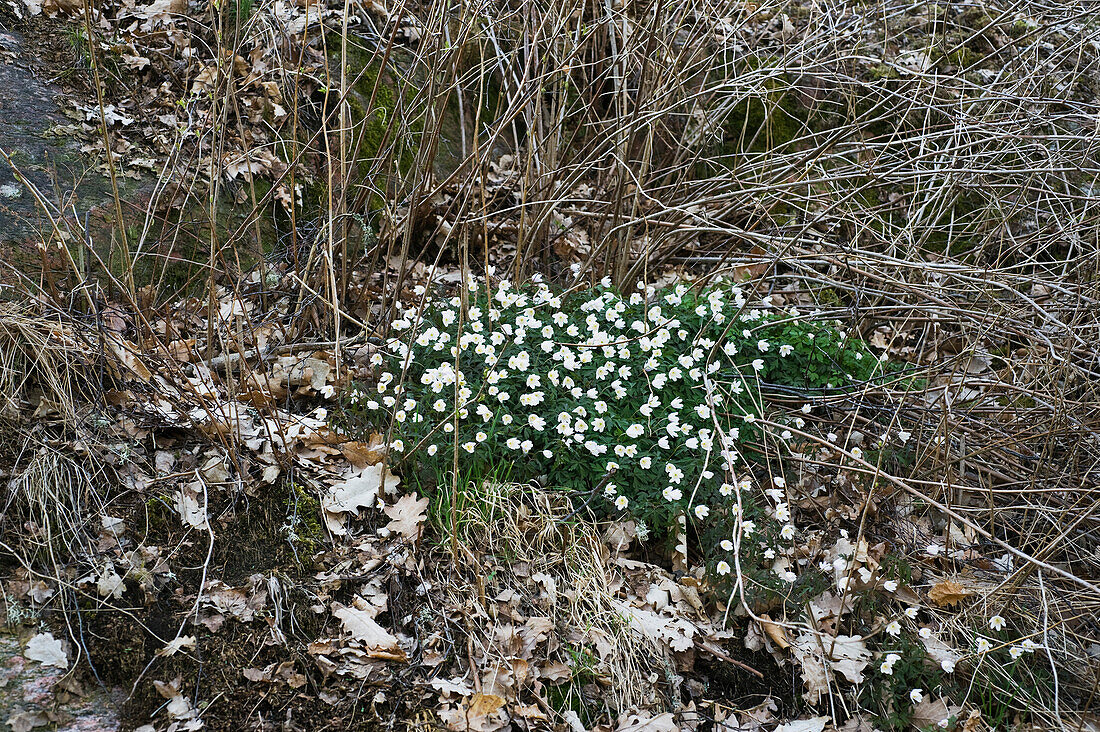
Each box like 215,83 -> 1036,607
344,276 -> 884,599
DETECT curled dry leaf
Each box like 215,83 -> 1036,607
157,635 -> 197,658
758,614 -> 790,649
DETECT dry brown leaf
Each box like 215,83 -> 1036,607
929,580 -> 973,607
156,635 -> 196,658
790,633 -> 871,703
616,712 -> 678,731
107,337 -> 152,381
961,710 -> 983,732
339,435 -> 387,467
759,615 -> 790,649
538,661 -> 572,684
438,693 -> 509,732
322,463 -> 400,534
6,710 -> 48,732
909,697 -> 960,730
383,494 -> 429,541
333,604 -> 406,661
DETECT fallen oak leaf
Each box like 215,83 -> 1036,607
25,632 -> 67,668
156,635 -> 197,658
929,580 -> 973,607
332,603 -> 406,661
322,463 -> 400,535
383,494 -> 429,541
438,693 -> 509,732
775,718 -> 829,732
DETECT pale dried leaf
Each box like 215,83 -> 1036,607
25,632 -> 67,668
909,697 -> 961,730
438,693 -> 509,732
322,464 -> 400,535
333,604 -> 406,660
383,494 -> 429,541
613,600 -> 696,652
157,635 -> 197,657
616,712 -> 678,731
776,718 -> 829,732
7,710 -> 49,732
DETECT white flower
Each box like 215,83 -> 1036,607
716,561 -> 731,575
801,403 -> 812,414
918,627 -> 933,639
694,505 -> 710,520
773,476 -> 786,488
695,404 -> 710,419
506,438 -> 521,450
898,430 -> 912,443
850,446 -> 863,460
520,440 -> 533,453
665,463 -> 684,483
1009,646 -> 1024,660
909,688 -> 924,704
976,637 -> 992,654
885,621 -> 902,637
462,442 -> 476,453
780,524 -> 795,540
883,580 -> 899,592
904,606 -> 919,620
720,539 -> 733,551
941,658 -> 956,673
615,495 -> 629,510
1021,639 -> 1040,652
626,423 -> 644,439
925,544 -> 943,556
989,615 -> 1006,631
528,414 -> 546,431
662,486 -> 683,502
779,344 -> 794,357
751,359 -> 765,371
757,339 -> 770,352
639,456 -> 652,469
427,444 -> 438,456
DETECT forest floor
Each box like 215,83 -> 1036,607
2,0 -> 1100,731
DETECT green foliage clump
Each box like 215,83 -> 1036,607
342,277 -> 883,592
